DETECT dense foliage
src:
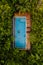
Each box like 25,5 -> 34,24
0,0 -> 43,65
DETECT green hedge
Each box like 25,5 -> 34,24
0,0 -> 43,65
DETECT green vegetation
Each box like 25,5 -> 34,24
0,0 -> 43,65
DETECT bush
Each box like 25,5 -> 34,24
0,0 -> 43,65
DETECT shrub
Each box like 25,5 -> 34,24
0,0 -> 43,65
